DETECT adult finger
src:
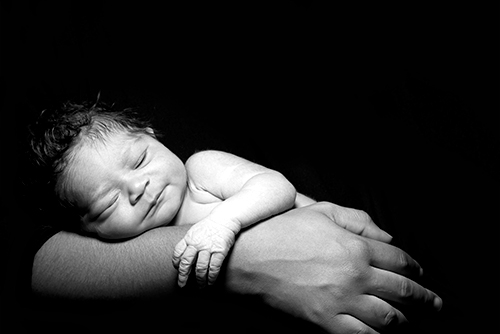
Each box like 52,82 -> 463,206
312,202 -> 393,243
368,239 -> 423,279
177,246 -> 198,288
330,314 -> 380,334
348,294 -> 407,330
195,250 -> 210,288
369,267 -> 442,311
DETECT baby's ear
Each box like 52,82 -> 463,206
146,127 -> 156,138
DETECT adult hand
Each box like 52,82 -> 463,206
224,202 -> 442,334
311,201 -> 394,243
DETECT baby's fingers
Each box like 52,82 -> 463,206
195,252 -> 226,287
208,253 -> 226,286
195,251 -> 211,288
176,245 -> 198,288
172,239 -> 188,269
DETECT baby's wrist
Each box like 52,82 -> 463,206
207,213 -> 242,235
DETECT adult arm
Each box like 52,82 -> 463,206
31,203 -> 389,300
32,203 -> 440,333
32,224 -> 191,300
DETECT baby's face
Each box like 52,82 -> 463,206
68,130 -> 187,239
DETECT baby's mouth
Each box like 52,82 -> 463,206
146,186 -> 166,218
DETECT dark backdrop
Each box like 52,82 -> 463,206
1,2 -> 498,333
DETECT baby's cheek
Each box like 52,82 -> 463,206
107,210 -> 145,238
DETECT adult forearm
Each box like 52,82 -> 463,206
31,210 -> 308,301
32,225 -> 191,300
32,219 -> 294,301
32,213 -> 298,301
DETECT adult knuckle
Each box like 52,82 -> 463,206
354,209 -> 372,223
315,201 -> 338,219
346,237 -> 370,258
399,278 -> 413,298
384,310 -> 398,327
399,252 -> 410,269
340,240 -> 371,282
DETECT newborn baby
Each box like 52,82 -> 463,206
29,101 -> 315,287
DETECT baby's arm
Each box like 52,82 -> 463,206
187,150 -> 297,231
172,150 -> 297,287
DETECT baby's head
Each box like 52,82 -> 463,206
30,101 -> 187,239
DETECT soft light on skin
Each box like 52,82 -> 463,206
66,130 -> 188,239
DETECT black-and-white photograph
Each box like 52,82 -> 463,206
1,2 -> 498,333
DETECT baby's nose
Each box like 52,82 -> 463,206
129,179 -> 150,205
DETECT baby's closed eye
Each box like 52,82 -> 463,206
134,149 -> 148,169
89,194 -> 119,221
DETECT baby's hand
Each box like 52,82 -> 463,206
172,217 -> 239,288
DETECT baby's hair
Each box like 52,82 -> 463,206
28,98 -> 155,225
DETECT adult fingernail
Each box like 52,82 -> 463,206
433,296 -> 443,311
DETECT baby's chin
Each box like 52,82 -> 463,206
146,195 -> 183,228
160,185 -> 187,221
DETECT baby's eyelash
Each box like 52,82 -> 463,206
101,194 -> 119,215
135,150 -> 147,168
91,194 -> 119,221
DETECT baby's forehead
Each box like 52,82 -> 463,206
80,128 -> 142,148
76,131 -> 146,166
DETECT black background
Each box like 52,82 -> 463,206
1,1 -> 498,333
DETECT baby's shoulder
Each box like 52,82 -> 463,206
175,183 -> 222,225
185,177 -> 222,205
185,150 -> 233,172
